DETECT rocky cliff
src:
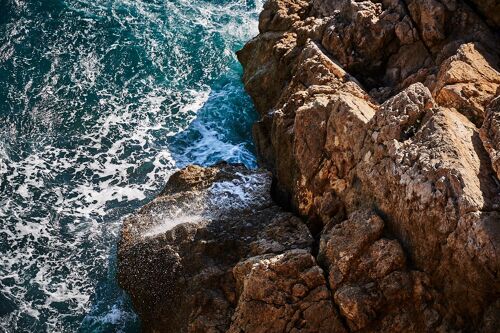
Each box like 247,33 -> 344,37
118,0 -> 500,332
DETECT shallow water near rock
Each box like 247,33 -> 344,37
0,0 -> 262,331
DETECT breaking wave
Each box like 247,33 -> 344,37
0,0 -> 262,331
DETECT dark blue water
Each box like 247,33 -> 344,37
0,0 -> 261,331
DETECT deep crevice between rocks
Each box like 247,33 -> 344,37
461,0 -> 500,31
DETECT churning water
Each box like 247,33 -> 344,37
0,0 -> 261,331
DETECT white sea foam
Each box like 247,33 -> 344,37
207,172 -> 270,211
0,0 -> 264,331
143,214 -> 205,237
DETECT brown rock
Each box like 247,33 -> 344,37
239,0 -> 500,330
319,209 -> 445,332
333,283 -> 381,331
259,0 -> 311,32
237,31 -> 298,114
318,0 -> 405,82
229,249 -> 346,333
481,95 -> 500,179
357,84 -> 500,324
318,210 -> 384,289
407,0 -> 446,46
433,43 -> 500,125
470,0 -> 500,28
118,164 -> 316,332
118,0 -> 500,332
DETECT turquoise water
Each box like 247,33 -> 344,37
0,0 -> 261,331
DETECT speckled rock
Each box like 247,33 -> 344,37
118,163 -> 333,333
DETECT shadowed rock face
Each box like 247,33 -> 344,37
118,164 -> 344,332
470,0 -> 500,28
118,0 -> 500,332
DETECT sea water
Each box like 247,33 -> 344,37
0,0 -> 262,331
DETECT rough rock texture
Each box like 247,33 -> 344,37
229,249 -> 346,333
119,164 -> 447,333
236,0 -> 500,331
318,209 -> 447,332
118,0 -> 500,332
470,0 -> 500,28
118,163 -> 345,332
481,95 -> 500,179
433,43 -> 500,125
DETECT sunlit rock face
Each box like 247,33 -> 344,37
238,0 -> 500,331
119,0 -> 500,332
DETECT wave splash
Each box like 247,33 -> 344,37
0,0 -> 262,331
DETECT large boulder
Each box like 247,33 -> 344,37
117,163 -> 344,332
229,249 -> 346,333
318,209 -> 446,332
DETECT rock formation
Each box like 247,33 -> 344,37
118,164 -> 344,332
238,0 -> 500,329
118,0 -> 500,332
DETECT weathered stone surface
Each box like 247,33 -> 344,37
317,0 -> 405,81
481,95 -> 500,179
119,0 -> 500,332
118,163 -> 340,333
239,0 -> 500,331
237,31 -> 298,114
470,0 -> 500,28
319,209 -> 445,332
229,249 -> 346,333
356,85 -> 500,326
433,43 -> 500,125
259,0 -> 311,32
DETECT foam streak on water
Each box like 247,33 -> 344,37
0,0 -> 262,331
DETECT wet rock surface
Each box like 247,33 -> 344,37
118,0 -> 500,332
118,164 -> 338,332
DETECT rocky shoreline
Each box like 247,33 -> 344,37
117,0 -> 499,332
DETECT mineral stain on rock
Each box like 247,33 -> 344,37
118,0 -> 500,332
